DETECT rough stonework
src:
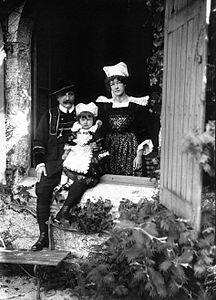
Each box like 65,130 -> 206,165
4,1 -> 33,181
0,181 -> 156,256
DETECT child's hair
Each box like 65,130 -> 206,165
104,75 -> 128,92
77,111 -> 96,125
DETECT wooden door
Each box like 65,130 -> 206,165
0,24 -> 6,184
160,0 -> 211,231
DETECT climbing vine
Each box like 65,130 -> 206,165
183,120 -> 215,191
146,0 -> 164,115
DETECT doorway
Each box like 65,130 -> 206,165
32,0 -> 153,128
31,0 -> 157,178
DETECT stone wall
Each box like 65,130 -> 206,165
4,1 -> 34,183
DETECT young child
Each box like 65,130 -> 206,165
54,102 -> 109,223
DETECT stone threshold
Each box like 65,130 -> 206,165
3,174 -> 157,255
18,173 -> 157,211
19,173 -> 157,188
1,169 -> 158,255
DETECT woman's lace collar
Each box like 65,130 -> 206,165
96,95 -> 149,107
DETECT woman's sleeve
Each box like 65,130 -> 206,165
135,105 -> 157,154
135,105 -> 151,142
148,112 -> 160,153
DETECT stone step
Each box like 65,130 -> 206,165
20,174 -> 156,217
1,175 -> 157,256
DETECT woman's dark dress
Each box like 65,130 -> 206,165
97,96 -> 153,176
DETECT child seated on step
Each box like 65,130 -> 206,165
53,102 -> 109,224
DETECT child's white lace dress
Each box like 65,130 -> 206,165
63,121 -> 100,174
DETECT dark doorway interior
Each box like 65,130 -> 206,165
32,0 -> 153,127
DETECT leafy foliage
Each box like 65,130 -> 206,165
81,196 -> 216,300
0,230 -> 15,249
146,0 -> 164,116
183,120 -> 215,177
67,198 -> 114,234
2,189 -> 215,300
146,0 -> 164,88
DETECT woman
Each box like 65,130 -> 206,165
96,62 -> 155,176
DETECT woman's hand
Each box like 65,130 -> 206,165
133,154 -> 142,171
90,139 -> 103,151
90,142 -> 99,151
36,165 -> 47,182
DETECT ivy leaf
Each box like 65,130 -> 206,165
203,232 -> 215,245
149,268 -> 165,285
198,238 -> 210,248
153,39 -> 163,47
103,273 -> 115,286
177,249 -> 193,265
172,265 -> 186,282
132,229 -> 148,249
159,216 -> 172,232
132,270 -> 146,282
168,278 -> 179,294
156,285 -> 167,298
160,260 -> 172,272
194,263 -> 206,277
143,221 -> 159,237
203,255 -> 214,265
116,219 -> 136,230
87,268 -> 101,283
179,230 -> 197,245
113,285 -> 128,296
149,267 -> 167,297
145,281 -> 156,297
125,247 -> 144,263
97,264 -> 110,275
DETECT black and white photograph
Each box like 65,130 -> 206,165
0,0 -> 215,299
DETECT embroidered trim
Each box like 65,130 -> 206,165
49,107 -> 60,135
33,145 -> 45,150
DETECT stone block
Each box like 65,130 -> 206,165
0,179 -> 156,255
